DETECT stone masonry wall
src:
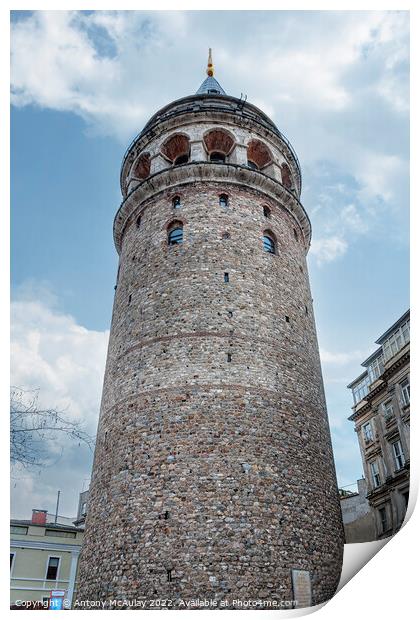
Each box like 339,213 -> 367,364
77,159 -> 344,606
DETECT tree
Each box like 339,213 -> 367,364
10,387 -> 95,469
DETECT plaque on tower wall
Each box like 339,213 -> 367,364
291,569 -> 312,608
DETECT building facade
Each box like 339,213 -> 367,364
10,509 -> 83,608
348,310 -> 410,540
77,54 -> 344,609
339,478 -> 376,543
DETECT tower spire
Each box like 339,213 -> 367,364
196,48 -> 226,96
207,48 -> 214,77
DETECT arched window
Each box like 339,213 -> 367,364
219,194 -> 229,208
247,139 -> 272,170
204,129 -> 235,163
281,163 -> 293,190
263,231 -> 276,254
174,154 -> 189,166
172,196 -> 181,208
132,152 -> 150,180
168,222 -> 183,245
263,206 -> 271,218
161,134 -> 190,165
210,152 -> 226,163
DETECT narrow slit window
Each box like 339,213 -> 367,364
167,569 -> 173,582
224,272 -> 229,283
136,215 -> 141,228
172,196 -> 181,208
227,353 -> 232,362
263,206 -> 271,218
219,194 -> 229,208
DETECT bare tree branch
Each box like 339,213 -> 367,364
10,386 -> 95,469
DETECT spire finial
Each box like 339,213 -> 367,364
207,48 -> 214,77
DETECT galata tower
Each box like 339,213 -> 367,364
77,51 -> 344,609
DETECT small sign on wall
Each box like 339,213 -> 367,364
291,569 -> 312,609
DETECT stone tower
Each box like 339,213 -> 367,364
78,52 -> 344,609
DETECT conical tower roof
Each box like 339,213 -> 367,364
195,48 -> 226,96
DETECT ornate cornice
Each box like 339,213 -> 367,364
113,161 -> 311,254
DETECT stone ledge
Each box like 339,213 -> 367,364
113,162 -> 311,254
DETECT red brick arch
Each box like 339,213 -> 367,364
132,152 -> 151,179
161,134 -> 190,163
247,139 -> 273,169
281,162 -> 293,190
203,129 -> 235,156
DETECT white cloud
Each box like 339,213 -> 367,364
310,235 -> 348,265
11,294 -> 109,430
320,348 -> 369,366
10,288 -> 109,518
10,10 -> 409,254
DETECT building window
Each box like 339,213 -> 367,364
81,502 -> 87,515
367,355 -> 384,383
263,233 -> 276,254
227,353 -> 232,362
370,461 -> 381,488
351,374 -> 370,404
382,399 -> 394,419
222,232 -> 230,239
362,422 -> 374,443
263,206 -> 271,218
247,160 -> 258,170
136,215 -> 141,229
10,525 -> 28,535
203,129 -> 234,161
378,507 -> 388,534
247,139 -> 273,169
293,228 -> 299,241
210,152 -> 226,163
174,154 -> 189,165
168,223 -> 183,245
281,163 -> 293,190
382,319 -> 410,361
172,196 -> 181,209
392,440 -> 405,470
10,553 -> 15,571
400,378 -> 410,406
224,272 -> 229,283
45,529 -> 77,539
161,134 -> 190,165
46,557 -> 60,581
132,152 -> 151,180
219,194 -> 229,208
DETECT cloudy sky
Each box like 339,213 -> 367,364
10,10 -> 409,518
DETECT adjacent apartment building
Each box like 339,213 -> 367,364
348,310 -> 410,539
10,502 -> 87,608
